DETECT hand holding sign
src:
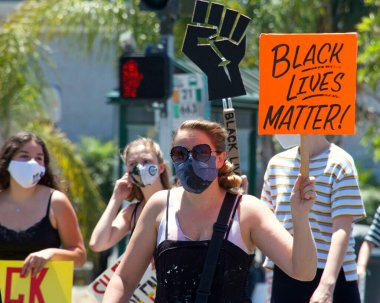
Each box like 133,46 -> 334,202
259,33 -> 357,135
182,0 -> 251,100
259,33 -> 358,177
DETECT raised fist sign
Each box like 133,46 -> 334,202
182,0 -> 251,100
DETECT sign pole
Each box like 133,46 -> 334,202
223,97 -> 241,176
300,135 -> 309,177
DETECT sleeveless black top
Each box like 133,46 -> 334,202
0,192 -> 61,260
153,192 -> 254,303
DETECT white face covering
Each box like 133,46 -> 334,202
274,134 -> 300,149
8,159 -> 46,188
129,163 -> 159,187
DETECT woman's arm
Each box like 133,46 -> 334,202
246,175 -> 317,281
90,174 -> 133,252
22,190 -> 86,277
357,240 -> 374,276
102,190 -> 167,303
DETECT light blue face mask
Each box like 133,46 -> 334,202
173,155 -> 218,194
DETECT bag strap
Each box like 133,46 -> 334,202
195,192 -> 238,303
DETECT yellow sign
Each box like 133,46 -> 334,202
0,260 -> 73,303
259,33 -> 357,135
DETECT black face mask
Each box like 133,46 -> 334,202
173,155 -> 217,194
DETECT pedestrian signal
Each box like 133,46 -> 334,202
119,55 -> 170,100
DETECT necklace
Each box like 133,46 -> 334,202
13,203 -> 22,213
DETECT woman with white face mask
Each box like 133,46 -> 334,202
89,137 -> 171,253
0,132 -> 86,277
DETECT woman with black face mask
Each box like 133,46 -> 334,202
102,119 -> 319,303
90,137 -> 171,253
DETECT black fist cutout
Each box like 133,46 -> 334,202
182,0 -> 251,100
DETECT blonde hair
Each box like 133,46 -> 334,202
173,120 -> 242,193
122,137 -> 171,201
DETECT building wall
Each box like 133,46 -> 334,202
45,41 -> 117,143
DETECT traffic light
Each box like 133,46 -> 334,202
119,55 -> 170,100
140,0 -> 169,10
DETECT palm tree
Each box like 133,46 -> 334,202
0,0 -> 161,266
2,0 -> 379,265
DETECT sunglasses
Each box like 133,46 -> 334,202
170,144 -> 219,163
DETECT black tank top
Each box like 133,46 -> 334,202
153,193 -> 254,303
0,192 -> 61,260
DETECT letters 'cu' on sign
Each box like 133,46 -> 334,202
258,33 -> 357,135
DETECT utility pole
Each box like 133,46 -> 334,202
157,4 -> 177,162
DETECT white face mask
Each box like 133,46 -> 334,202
274,134 -> 300,149
8,159 -> 46,188
129,163 -> 159,187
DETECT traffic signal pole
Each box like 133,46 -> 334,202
138,0 -> 191,162
157,11 -> 176,164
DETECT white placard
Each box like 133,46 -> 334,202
87,255 -> 156,303
172,73 -> 209,129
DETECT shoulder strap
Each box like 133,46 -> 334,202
130,203 -> 140,236
195,192 -> 237,303
165,189 -> 171,240
225,194 -> 242,240
45,191 -> 54,217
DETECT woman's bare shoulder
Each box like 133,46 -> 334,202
240,194 -> 263,207
144,188 -> 182,218
239,194 -> 272,218
49,188 -> 70,205
148,188 -> 176,208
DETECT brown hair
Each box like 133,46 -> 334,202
0,131 -> 60,190
172,120 -> 242,192
121,137 -> 171,202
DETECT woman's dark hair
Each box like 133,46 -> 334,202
0,132 -> 60,190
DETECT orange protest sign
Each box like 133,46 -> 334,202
0,260 -> 73,303
258,33 -> 357,135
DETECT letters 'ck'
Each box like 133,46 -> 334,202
5,267 -> 48,303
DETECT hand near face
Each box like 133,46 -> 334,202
112,173 -> 133,202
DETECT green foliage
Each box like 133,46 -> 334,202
357,0 -> 380,90
245,0 -> 326,67
357,165 -> 380,225
0,0 -> 162,264
76,136 -> 118,201
361,126 -> 380,161
2,0 -> 380,264
361,187 -> 380,225
0,0 -> 161,140
28,122 -> 105,261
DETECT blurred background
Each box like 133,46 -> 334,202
1,0 -> 380,302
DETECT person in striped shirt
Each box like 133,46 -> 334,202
357,206 -> 380,277
261,134 -> 366,303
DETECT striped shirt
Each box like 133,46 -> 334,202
261,143 -> 366,281
365,206 -> 380,247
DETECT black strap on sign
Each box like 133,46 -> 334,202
195,192 -> 238,303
